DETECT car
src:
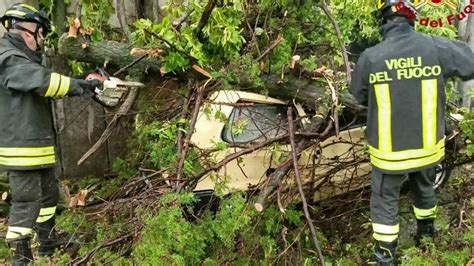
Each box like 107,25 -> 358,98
190,90 -> 457,202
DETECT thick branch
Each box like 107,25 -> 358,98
236,75 -> 365,113
77,88 -> 139,165
58,35 -> 162,73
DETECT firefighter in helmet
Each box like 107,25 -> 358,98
350,0 -> 474,264
0,3 -> 104,265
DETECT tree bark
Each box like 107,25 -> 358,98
58,35 -> 162,73
237,75 -> 365,114
53,0 -> 67,34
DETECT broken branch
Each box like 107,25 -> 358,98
77,87 -> 139,165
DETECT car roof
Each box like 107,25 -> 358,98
209,90 -> 287,105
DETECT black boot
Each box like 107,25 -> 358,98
415,219 -> 435,247
35,218 -> 69,257
366,240 -> 398,266
7,236 -> 34,266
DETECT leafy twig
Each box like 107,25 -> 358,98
196,0 -> 218,40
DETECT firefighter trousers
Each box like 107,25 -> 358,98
6,168 -> 59,240
370,167 -> 438,242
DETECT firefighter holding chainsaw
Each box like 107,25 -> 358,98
350,0 -> 474,264
0,3 -> 107,264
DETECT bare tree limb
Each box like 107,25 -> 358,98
319,1 -> 352,85
176,79 -> 213,189
77,88 -> 139,165
288,107 -> 324,265
257,34 -> 284,62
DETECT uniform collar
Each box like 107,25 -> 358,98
379,21 -> 413,40
2,32 -> 42,63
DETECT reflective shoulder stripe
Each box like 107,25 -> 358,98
413,205 -> 437,220
0,155 -> 55,166
36,206 -> 56,223
6,226 -> 32,239
55,75 -> 71,98
374,84 -> 392,152
370,148 -> 444,171
5,10 -> 27,17
422,79 -> 438,149
45,73 -> 60,97
369,138 -> 444,161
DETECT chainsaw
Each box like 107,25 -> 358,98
90,69 -> 145,107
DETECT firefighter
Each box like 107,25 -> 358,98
0,3 -> 104,265
350,0 -> 474,264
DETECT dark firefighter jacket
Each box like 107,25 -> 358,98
0,33 -> 96,170
350,21 -> 474,174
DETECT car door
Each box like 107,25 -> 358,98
192,91 -> 296,193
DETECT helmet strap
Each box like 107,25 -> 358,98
12,23 -> 43,51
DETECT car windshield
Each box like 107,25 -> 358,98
222,103 -> 294,144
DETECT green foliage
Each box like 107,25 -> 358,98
78,0 -> 115,42
132,193 -> 320,264
130,121 -> 201,176
68,60 -> 92,76
0,241 -> 10,262
459,111 -> 474,156
132,1 -> 245,74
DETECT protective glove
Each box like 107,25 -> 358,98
87,79 -> 104,95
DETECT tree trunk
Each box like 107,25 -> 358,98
237,75 -> 366,114
457,0 -> 474,109
58,35 -> 365,113
53,0 -> 67,35
58,35 -> 162,73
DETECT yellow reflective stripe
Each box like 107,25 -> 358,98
370,148 -> 444,171
36,206 -> 56,223
373,233 -> 398,242
0,155 -> 55,166
0,146 -> 54,157
422,79 -> 438,149
5,10 -> 27,17
372,223 -> 399,242
369,138 -> 445,161
374,84 -> 392,152
19,4 -> 39,12
413,205 -> 437,220
372,223 -> 399,234
6,226 -> 32,239
55,75 -> 71,98
45,73 -> 60,97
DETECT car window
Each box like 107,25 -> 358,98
222,103 -> 294,144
